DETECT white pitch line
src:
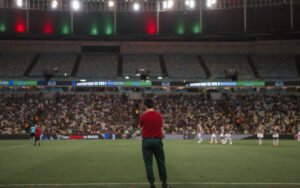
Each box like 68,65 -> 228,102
1,182 -> 300,187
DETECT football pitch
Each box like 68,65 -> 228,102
1,140 -> 300,188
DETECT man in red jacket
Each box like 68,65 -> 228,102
140,99 -> 171,188
34,125 -> 42,146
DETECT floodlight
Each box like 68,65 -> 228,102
185,0 -> 195,9
16,0 -> 23,7
72,0 -> 80,11
167,0 -> 174,9
207,0 -> 216,8
51,0 -> 58,9
108,0 -> 114,8
133,2 -> 140,11
162,0 -> 174,10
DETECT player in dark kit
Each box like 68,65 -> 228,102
34,125 -> 42,146
140,99 -> 171,188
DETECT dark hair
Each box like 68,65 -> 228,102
144,99 -> 154,109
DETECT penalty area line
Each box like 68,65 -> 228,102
1,182 -> 300,187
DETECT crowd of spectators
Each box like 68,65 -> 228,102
157,94 -> 299,135
0,93 -> 299,136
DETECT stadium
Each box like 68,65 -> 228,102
0,0 -> 300,187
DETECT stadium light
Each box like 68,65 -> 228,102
162,1 -> 167,9
72,0 -> 81,11
16,0 -> 23,7
133,2 -> 140,11
162,0 -> 174,10
108,0 -> 114,8
185,0 -> 195,9
207,0 -> 216,8
168,0 -> 174,9
125,76 -> 130,80
51,0 -> 58,9
157,76 -> 163,80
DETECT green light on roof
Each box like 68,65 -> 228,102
62,24 -> 70,35
104,16 -> 113,35
105,24 -> 113,35
192,24 -> 201,34
0,23 -> 6,32
90,26 -> 98,35
177,24 -> 185,35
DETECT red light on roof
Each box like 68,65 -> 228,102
16,23 -> 25,33
147,17 -> 156,35
44,22 -> 53,34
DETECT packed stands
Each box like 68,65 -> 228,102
0,93 -> 298,136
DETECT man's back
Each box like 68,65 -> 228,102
140,111 -> 163,139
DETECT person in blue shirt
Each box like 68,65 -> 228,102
30,124 -> 36,144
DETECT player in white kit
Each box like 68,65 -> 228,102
210,126 -> 218,144
297,130 -> 300,142
196,123 -> 203,143
223,124 -> 233,145
257,125 -> 264,146
272,125 -> 280,147
219,125 -> 225,144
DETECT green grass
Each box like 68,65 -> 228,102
0,140 -> 300,188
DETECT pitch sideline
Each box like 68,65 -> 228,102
1,182 -> 300,187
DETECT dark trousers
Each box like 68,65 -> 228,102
142,139 -> 168,185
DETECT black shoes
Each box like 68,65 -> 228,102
150,184 -> 156,188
